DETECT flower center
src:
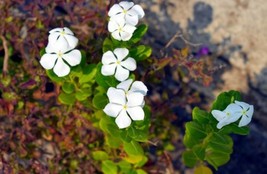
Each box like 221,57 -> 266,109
60,31 -> 65,36
242,110 -> 247,115
57,51 -> 63,58
118,26 -> 123,32
123,105 -> 128,110
123,9 -> 127,14
226,112 -> 231,117
116,60 -> 121,65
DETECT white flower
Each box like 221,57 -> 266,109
211,101 -> 254,129
108,1 -> 145,26
40,38 -> 81,77
46,27 -> 78,52
234,101 -> 254,127
117,79 -> 148,106
101,48 -> 136,81
103,87 -> 145,129
108,17 -> 136,41
211,103 -> 243,129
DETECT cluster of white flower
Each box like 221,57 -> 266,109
211,101 -> 254,129
108,1 -> 145,41
40,27 -> 81,77
103,2 -> 147,129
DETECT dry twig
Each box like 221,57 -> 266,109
0,35 -> 9,75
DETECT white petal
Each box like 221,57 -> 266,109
217,119 -> 229,129
115,110 -> 131,129
107,87 -> 126,105
103,103 -> 123,117
125,14 -> 139,26
119,1 -> 134,10
108,20 -> 119,32
54,36 -> 70,53
238,105 -> 254,127
45,43 -> 55,53
101,64 -> 116,76
223,103 -> 242,114
62,49 -> 81,66
102,51 -> 117,65
63,27 -> 74,35
120,31 -> 132,41
111,30 -> 121,41
40,53 -> 58,69
127,93 -> 144,107
127,106 -> 144,121
121,58 -> 136,71
48,32 -> 60,45
130,81 -> 148,96
131,5 -> 145,19
123,24 -> 136,33
115,65 -> 129,81
114,48 -> 129,61
49,28 -> 62,33
211,110 -> 226,121
234,101 -> 250,110
117,79 -> 133,92
108,4 -> 123,16
64,35 -> 78,49
53,58 -> 70,77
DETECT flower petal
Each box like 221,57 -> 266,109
217,119 -> 230,129
120,31 -> 132,41
119,1 -> 134,10
131,5 -> 145,19
48,32 -> 60,45
238,105 -> 254,127
117,79 -> 133,92
40,53 -> 58,69
53,58 -> 70,77
64,35 -> 78,49
115,65 -> 129,81
107,87 -> 126,105
49,28 -> 62,33
108,4 -> 123,16
211,110 -> 226,121
115,110 -> 131,129
234,101 -> 250,110
108,20 -> 118,33
101,64 -> 116,76
103,103 -> 123,117
62,49 -> 81,66
123,24 -> 136,33
114,48 -> 129,61
223,103 -> 242,114
130,81 -> 148,96
111,30 -> 121,41
53,36 -> 71,53
127,93 -> 144,107
125,14 -> 139,26
121,58 -> 136,71
63,27 -> 74,35
127,106 -> 144,121
102,51 -> 117,65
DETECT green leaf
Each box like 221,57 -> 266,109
192,145 -> 205,160
211,90 -> 241,111
101,160 -> 118,174
129,45 -> 152,61
123,141 -> 144,157
105,134 -> 122,148
219,124 -> 250,135
58,92 -> 75,105
118,160 -> 132,173
182,150 -> 198,167
192,107 -> 210,124
137,169 -> 148,174
129,24 -> 148,44
62,82 -> 75,94
79,64 -> 97,84
46,70 -> 64,83
205,150 -> 230,170
95,63 -> 118,89
194,165 -> 213,174
92,151 -> 109,161
93,93 -> 109,109
75,87 -> 92,101
184,122 -> 207,147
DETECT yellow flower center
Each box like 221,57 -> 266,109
118,27 -> 123,32
116,60 -> 121,65
123,9 -> 127,14
226,112 -> 230,116
57,51 -> 63,58
123,105 -> 128,110
242,110 -> 247,115
60,31 -> 65,36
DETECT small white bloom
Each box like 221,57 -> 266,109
234,101 -> 254,127
103,87 -> 145,129
46,27 -> 78,52
211,103 -> 242,129
101,48 -> 136,81
40,38 -> 81,77
117,79 -> 148,106
108,1 -> 145,26
108,17 -> 136,41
